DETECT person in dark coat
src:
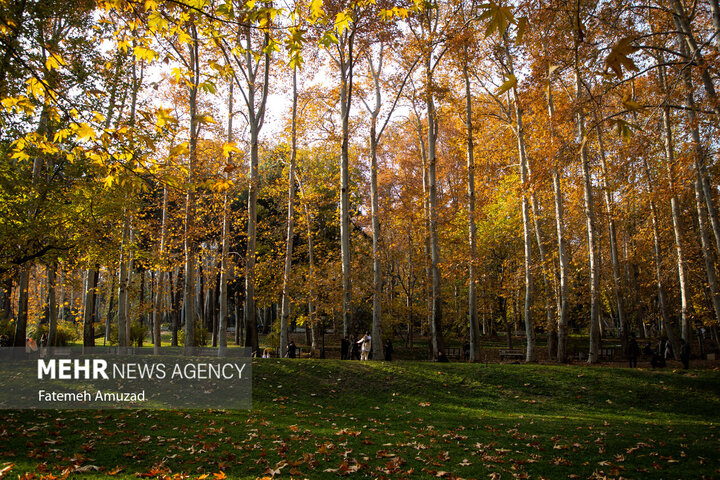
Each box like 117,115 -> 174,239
340,336 -> 350,360
437,351 -> 449,363
287,340 -> 297,358
350,335 -> 360,360
628,333 -> 640,368
384,339 -> 393,361
680,338 -> 690,369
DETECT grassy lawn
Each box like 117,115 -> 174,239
1,360 -> 719,479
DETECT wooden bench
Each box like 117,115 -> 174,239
599,346 -> 618,361
446,347 -> 462,360
576,347 -> 618,362
499,349 -> 525,361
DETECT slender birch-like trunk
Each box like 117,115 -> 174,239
503,34 -> 535,361
680,51 -> 720,340
183,24 -> 200,351
596,124 -> 627,344
658,58 -> 690,344
280,68 -> 298,355
463,51 -> 480,362
643,159 -> 680,359
574,37 -> 600,363
218,81 -> 234,355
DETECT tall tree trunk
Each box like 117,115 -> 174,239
504,35 -> 535,361
184,24 -> 200,351
218,81 -> 234,355
104,269 -> 116,346
280,68 -> 298,355
370,121 -> 383,359
338,32 -> 355,339
153,180 -> 168,354
596,124 -> 627,345
679,43 -> 720,340
643,159 -> 680,359
297,176 -> 316,354
414,113 -> 433,349
658,59 -> 690,346
13,267 -> 30,347
118,214 -> 130,349
671,8 -> 720,257
47,264 -> 57,348
426,54 -> 445,357
240,23 -> 271,357
463,52 -> 480,362
574,71 -> 600,363
83,267 -> 98,348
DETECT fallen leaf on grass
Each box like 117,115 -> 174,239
0,464 -> 13,479
74,465 -> 100,472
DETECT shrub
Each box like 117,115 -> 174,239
178,325 -> 211,346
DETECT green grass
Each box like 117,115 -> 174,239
2,361 -> 719,479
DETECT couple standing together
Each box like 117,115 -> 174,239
342,333 -> 371,360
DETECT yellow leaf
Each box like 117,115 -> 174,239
156,108 -> 177,127
169,142 -> 189,157
74,123 -> 96,141
45,52 -> 67,71
497,74 -> 517,95
309,0 -> 324,20
133,45 -> 157,62
335,10 -> 352,35
222,142 -> 240,158
621,93 -> 642,112
26,77 -> 45,99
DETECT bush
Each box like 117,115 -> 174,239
54,321 -> 81,346
0,316 -> 14,338
264,330 -> 280,348
130,322 -> 148,347
107,321 -> 148,347
178,325 -> 211,346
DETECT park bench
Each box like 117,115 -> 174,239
576,347 -> 619,362
446,347 -> 462,360
599,346 -> 618,361
499,348 -> 525,361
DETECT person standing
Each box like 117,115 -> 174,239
384,339 -> 393,361
680,338 -> 690,369
350,335 -> 360,360
628,333 -> 640,368
287,340 -> 297,358
358,332 -> 371,361
341,336 -> 350,360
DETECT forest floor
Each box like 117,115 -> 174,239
1,360 -> 719,479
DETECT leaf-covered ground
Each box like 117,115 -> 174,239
1,360 -> 719,479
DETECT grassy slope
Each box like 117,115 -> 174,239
1,360 -> 719,479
